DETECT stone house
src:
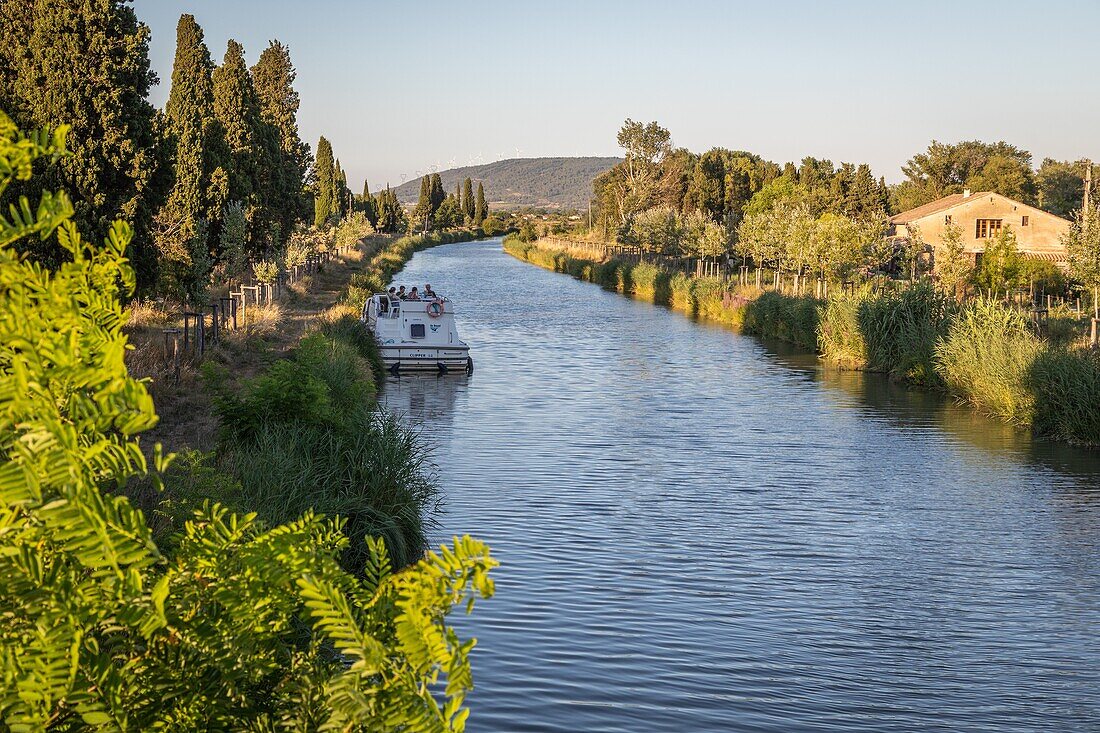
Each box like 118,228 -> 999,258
888,190 -> 1072,268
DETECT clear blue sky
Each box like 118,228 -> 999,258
134,0 -> 1100,190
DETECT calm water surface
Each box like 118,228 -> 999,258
382,239 -> 1100,732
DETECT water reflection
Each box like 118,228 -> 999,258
756,337 -> 1100,482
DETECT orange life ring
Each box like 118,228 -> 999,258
426,299 -> 445,318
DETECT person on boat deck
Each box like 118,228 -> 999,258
423,283 -> 437,298
388,286 -> 396,297
408,287 -> 421,301
397,285 -> 407,299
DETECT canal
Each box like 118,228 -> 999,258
381,238 -> 1100,732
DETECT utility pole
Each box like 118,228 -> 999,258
1085,159 -> 1093,220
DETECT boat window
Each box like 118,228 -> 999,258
410,323 -> 426,339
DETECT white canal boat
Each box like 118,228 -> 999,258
362,293 -> 472,374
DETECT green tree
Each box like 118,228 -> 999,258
905,222 -> 928,281
974,225 -> 1024,296
0,111 -> 497,730
217,200 -> 248,281
359,178 -> 377,225
935,221 -> 971,300
462,176 -> 474,222
434,196 -> 463,229
429,172 -> 446,215
680,209 -> 729,259
413,175 -> 431,231
1064,202 -> 1100,318
212,40 -> 260,201
894,140 -> 1035,211
313,135 -> 335,227
1037,158 -> 1096,218
334,158 -> 348,217
684,148 -> 778,230
610,119 -> 671,224
155,13 -> 226,299
630,206 -> 683,255
375,185 -> 406,233
251,40 -> 311,238
0,0 -> 168,290
474,181 -> 487,225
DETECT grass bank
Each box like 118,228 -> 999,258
505,236 -> 1100,445
128,229 -> 486,571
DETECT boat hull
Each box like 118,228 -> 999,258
378,344 -> 470,373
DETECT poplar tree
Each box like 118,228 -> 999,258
0,0 -> 168,290
475,181 -> 487,225
251,40 -> 311,236
313,136 -> 335,227
462,177 -> 474,222
157,13 -> 225,298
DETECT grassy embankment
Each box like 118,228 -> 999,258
504,236 -> 1100,445
126,229 -> 482,570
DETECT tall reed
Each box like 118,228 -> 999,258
934,298 -> 1044,424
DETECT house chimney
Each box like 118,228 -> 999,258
963,188 -> 971,198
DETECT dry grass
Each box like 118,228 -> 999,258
240,302 -> 284,338
122,240 -> 375,456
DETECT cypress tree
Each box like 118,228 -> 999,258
376,185 -> 404,233
157,13 -> 225,298
313,136 -> 335,227
0,0 -> 169,290
475,181 -> 487,225
462,177 -> 474,221
414,175 -> 431,230
361,179 -> 377,225
251,40 -> 311,237
334,159 -> 348,218
429,173 -> 445,215
212,40 -> 260,200
212,38 -> 281,258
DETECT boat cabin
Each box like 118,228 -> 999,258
362,293 -> 470,373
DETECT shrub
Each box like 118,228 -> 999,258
481,215 -> 506,236
742,291 -> 820,349
217,409 -> 437,571
253,258 -> 279,283
0,112 -> 495,728
818,295 -> 867,366
1027,348 -> 1100,444
934,298 -> 1044,423
211,358 -> 335,442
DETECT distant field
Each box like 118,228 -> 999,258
394,156 -> 620,210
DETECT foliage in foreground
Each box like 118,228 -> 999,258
0,112 -> 495,730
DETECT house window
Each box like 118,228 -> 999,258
975,219 -> 1003,238
1022,215 -> 1029,226
944,214 -> 952,224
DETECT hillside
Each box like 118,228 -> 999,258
394,157 -> 620,210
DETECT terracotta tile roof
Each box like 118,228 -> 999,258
889,192 -> 993,225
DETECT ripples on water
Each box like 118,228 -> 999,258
382,239 -> 1100,732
